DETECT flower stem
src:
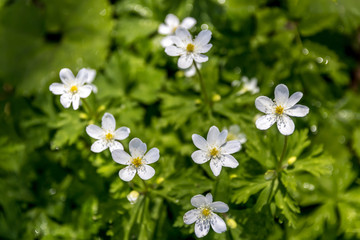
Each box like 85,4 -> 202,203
193,62 -> 210,110
141,178 -> 149,193
81,98 -> 93,116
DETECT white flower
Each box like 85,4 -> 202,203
86,113 -> 130,153
127,190 -> 140,204
84,68 -> 98,93
224,125 -> 247,145
49,68 -> 93,110
111,138 -> 160,182
255,84 -> 309,135
191,126 -> 241,176
183,193 -> 228,238
158,13 -> 196,47
165,28 -> 212,69
184,63 -> 201,77
236,77 -> 259,95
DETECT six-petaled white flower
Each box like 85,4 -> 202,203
183,193 -> 228,238
86,113 -> 130,153
165,28 -> 212,69
158,13 -> 196,47
224,125 -> 247,145
191,126 -> 241,176
49,68 -> 93,110
255,84 -> 309,135
112,138 -> 160,182
234,76 -> 259,95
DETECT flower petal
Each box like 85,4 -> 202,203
160,35 -> 174,47
205,193 -> 213,203
286,92 -> 303,108
78,85 -> 92,98
91,140 -> 108,153
114,127 -> 130,140
197,43 -> 212,53
102,113 -> 116,131
210,202 -> 229,213
49,83 -> 65,95
137,164 -> 155,180
210,213 -> 227,233
175,27 -> 192,43
72,94 -> 80,110
165,14 -> 179,27
191,194 -> 207,207
277,115 -> 295,135
184,65 -> 196,77
178,54 -> 193,69
170,35 -> 186,48
207,126 -> 220,145
255,96 -> 275,114
112,149 -> 131,165
119,166 -> 136,182
195,220 -> 210,238
194,30 -> 212,46
76,68 -> 89,85
129,138 -> 147,158
86,69 -> 96,83
60,93 -> 72,108
217,130 -> 228,147
274,84 -> 289,106
143,148 -> 160,164
165,45 -> 184,56
192,134 -> 208,151
193,54 -> 208,63
285,104 -> 309,117
86,124 -> 104,140
59,68 -> 75,85
191,150 -> 209,164
183,209 -> 199,225
255,114 -> 276,130
221,140 -> 241,154
222,155 -> 239,168
210,159 -> 222,176
158,23 -> 172,35
109,140 -> 124,152
180,17 -> 196,29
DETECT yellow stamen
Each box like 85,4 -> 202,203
172,26 -> 177,33
70,85 -> 78,93
186,43 -> 195,52
202,208 -> 211,217
275,105 -> 284,115
132,157 -> 142,168
210,147 -> 219,157
105,133 -> 114,141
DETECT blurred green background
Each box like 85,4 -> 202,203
1,0 -> 360,239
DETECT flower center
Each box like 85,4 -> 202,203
105,133 -> 114,141
70,85 -> 78,93
275,105 -> 284,115
202,208 -> 211,217
172,26 -> 177,33
132,157 -> 142,168
210,147 -> 219,157
186,43 -> 195,52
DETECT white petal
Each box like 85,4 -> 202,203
191,194 -> 207,207
192,134 -> 208,151
111,149 -> 131,165
114,127 -> 130,140
160,36 -> 174,47
165,45 -> 184,56
129,138 -> 147,158
76,68 -> 89,85
178,54 -> 193,69
89,84 -> 98,94
165,14 -> 179,27
210,202 -> 229,213
274,84 -> 289,106
193,54 -> 208,63
184,65 -> 196,77
102,113 -> 116,131
197,44 -> 212,54
210,214 -> 227,233
286,92 -> 303,108
158,23 -> 172,35
170,35 -> 186,48
183,209 -> 199,224
175,27 -> 192,42
216,130 -> 228,146
191,150 -> 210,164
86,69 -> 96,83
59,68 -> 75,85
78,85 -> 92,98
207,126 -> 220,145
119,166 -> 136,182
49,83 -> 65,95
255,114 -> 276,130
60,93 -> 72,108
109,140 -> 124,152
180,17 -> 196,29
195,220 -> 210,238
205,193 -> 213,203
137,164 -> 155,180
86,124 -> 104,140
222,155 -> 239,168
91,140 -> 108,153
210,160 -> 222,176
277,115 -> 295,135
221,140 -> 241,154
143,148 -> 160,164
285,104 -> 309,117
194,30 -> 212,46
255,96 -> 275,114
72,94 -> 80,110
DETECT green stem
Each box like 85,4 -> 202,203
194,62 -> 210,109
81,98 -> 93,116
141,178 -> 149,193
